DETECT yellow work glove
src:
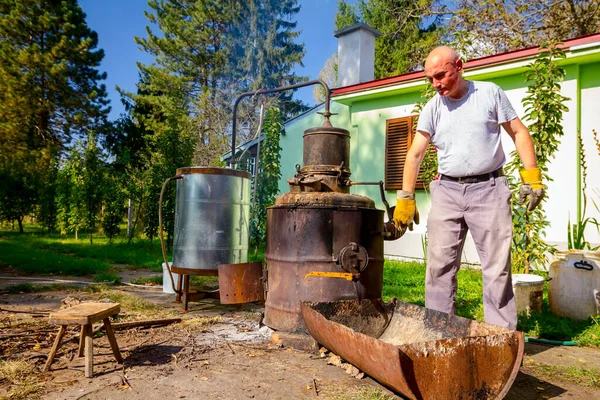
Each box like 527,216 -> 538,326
518,168 -> 545,212
393,190 -> 420,231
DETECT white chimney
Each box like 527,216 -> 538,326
334,23 -> 381,87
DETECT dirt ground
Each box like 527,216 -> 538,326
1,272 -> 600,400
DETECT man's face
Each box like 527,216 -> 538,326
424,59 -> 463,98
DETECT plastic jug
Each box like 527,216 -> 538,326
549,251 -> 600,320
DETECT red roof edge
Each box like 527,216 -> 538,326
332,33 -> 600,97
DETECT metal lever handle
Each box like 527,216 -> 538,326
347,180 -> 393,220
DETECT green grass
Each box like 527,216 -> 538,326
130,275 -> 163,286
0,237 -> 110,275
4,283 -> 79,294
0,360 -> 44,400
0,224 -> 164,276
525,362 -> 600,389
190,275 -> 220,290
92,288 -> 180,322
92,272 -> 122,284
383,260 -> 600,348
383,260 -> 485,321
130,275 -> 219,291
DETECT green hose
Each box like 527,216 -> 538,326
525,336 -> 578,346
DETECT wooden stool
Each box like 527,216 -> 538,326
43,303 -> 122,378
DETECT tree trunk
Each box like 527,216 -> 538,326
128,198 -> 143,244
17,217 -> 24,233
127,198 -> 133,237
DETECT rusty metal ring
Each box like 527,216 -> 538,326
339,242 -> 369,273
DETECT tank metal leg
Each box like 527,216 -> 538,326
182,274 -> 191,312
175,274 -> 183,303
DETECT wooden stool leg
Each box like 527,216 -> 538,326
103,318 -> 123,363
84,324 -> 94,378
43,325 -> 67,372
78,325 -> 86,357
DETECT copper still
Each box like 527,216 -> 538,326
226,80 -> 400,332
259,93 -> 401,333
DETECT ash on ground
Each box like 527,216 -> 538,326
195,317 -> 274,346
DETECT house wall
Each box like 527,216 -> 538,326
278,60 -> 600,263
580,61 -> 600,247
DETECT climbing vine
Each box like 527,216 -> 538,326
504,42 -> 570,274
412,84 -> 438,187
251,106 -> 283,250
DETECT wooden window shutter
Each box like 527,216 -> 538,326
385,116 -> 426,190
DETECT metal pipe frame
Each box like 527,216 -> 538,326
230,79 -> 331,168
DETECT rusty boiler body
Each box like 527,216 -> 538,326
263,124 -> 385,333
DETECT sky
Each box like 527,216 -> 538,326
79,0 -> 348,121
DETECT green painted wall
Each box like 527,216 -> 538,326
581,61 -> 600,88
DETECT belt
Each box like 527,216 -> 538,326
440,168 -> 504,184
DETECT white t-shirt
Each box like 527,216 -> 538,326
416,81 -> 518,177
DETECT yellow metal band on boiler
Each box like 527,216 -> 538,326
304,271 -> 354,281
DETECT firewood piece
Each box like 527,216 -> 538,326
111,318 -> 182,330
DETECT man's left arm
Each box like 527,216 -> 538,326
502,117 -> 536,169
502,117 -> 544,211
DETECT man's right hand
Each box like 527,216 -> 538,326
518,168 -> 544,211
394,190 -> 420,231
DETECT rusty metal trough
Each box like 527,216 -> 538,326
301,299 -> 524,400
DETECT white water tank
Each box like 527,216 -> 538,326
549,251 -> 600,320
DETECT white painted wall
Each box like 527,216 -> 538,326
580,70 -> 600,248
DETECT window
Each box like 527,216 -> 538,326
248,156 -> 256,177
385,116 -> 427,190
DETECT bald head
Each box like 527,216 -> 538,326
423,46 -> 468,99
424,46 -> 459,70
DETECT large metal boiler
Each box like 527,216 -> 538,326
255,83 -> 400,333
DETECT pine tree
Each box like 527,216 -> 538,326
233,0 -> 308,119
130,0 -> 307,166
0,0 -> 109,147
0,0 -> 110,229
123,1 -> 306,244
131,0 -> 231,167
335,0 -> 359,29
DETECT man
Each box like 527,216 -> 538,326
393,46 -> 544,329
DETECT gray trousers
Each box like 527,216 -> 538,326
426,175 -> 517,329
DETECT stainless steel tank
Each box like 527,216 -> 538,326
171,167 -> 252,275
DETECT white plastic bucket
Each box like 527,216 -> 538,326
512,274 -> 544,315
162,262 -> 180,294
549,251 -> 600,320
